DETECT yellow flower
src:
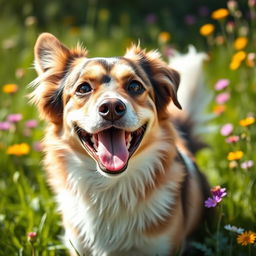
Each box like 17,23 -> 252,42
237,231 -> 256,246
6,143 -> 30,156
211,8 -> 229,20
230,51 -> 246,70
158,32 -> 171,43
227,151 -> 244,161
239,117 -> 255,127
199,24 -> 215,36
234,37 -> 248,50
2,83 -> 18,94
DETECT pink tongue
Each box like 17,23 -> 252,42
97,129 -> 129,172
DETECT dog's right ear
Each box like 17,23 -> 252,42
30,33 -> 87,125
34,33 -> 71,75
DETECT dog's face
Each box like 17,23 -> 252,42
31,33 -> 181,176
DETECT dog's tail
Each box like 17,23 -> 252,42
168,46 -> 214,154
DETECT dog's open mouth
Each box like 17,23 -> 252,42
75,124 -> 147,174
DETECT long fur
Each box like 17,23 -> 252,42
30,33 -> 209,256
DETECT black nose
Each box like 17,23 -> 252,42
98,98 -> 126,121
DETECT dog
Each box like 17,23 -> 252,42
30,33 -> 209,256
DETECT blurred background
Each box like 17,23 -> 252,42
1,0 -> 256,255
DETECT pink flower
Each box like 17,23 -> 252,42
33,141 -> 43,152
220,123 -> 233,136
241,160 -> 254,169
0,121 -> 11,130
225,135 -> 239,143
7,113 -> 22,123
214,79 -> 230,90
216,92 -> 230,104
25,120 -> 38,128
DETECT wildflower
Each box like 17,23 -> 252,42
25,16 -> 37,26
227,0 -> 238,13
227,151 -> 244,161
220,123 -> 233,136
2,83 -> 18,94
213,105 -> 226,115
204,197 -> 218,208
6,143 -> 30,156
158,32 -> 171,43
241,160 -> 254,169
246,53 -> 256,67
204,186 -> 227,208
239,116 -> 255,127
214,79 -> 230,90
0,121 -> 11,131
229,160 -> 238,168
248,0 -> 256,7
25,120 -> 38,128
234,37 -> 248,50
33,141 -> 43,152
199,24 -> 215,36
216,92 -> 230,104
224,224 -> 244,234
226,21 -> 235,34
230,51 -> 246,70
211,8 -> 229,20
211,186 -> 227,199
15,68 -> 25,79
237,231 -> 256,246
225,135 -> 239,143
27,232 -> 37,243
7,114 -> 22,123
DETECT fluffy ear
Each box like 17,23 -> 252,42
125,45 -> 182,114
30,33 -> 87,125
34,33 -> 71,74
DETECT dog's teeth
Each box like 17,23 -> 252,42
126,134 -> 132,148
91,135 -> 98,150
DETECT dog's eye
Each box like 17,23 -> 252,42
76,82 -> 92,95
127,81 -> 145,95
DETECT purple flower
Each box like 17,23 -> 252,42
0,121 -> 11,130
25,120 -> 38,128
211,186 -> 227,199
214,79 -> 230,90
205,186 -> 227,208
216,92 -> 230,104
7,113 -> 22,123
241,160 -> 254,169
220,123 -> 233,136
205,197 -> 218,208
184,15 -> 196,25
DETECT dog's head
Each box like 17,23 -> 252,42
31,33 -> 181,176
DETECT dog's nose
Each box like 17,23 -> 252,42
98,98 -> 126,121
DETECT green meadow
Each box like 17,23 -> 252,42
0,1 -> 255,255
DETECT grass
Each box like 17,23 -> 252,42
0,2 -> 256,255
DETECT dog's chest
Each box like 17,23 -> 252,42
58,184 -> 173,255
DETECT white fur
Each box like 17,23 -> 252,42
57,126 -> 176,255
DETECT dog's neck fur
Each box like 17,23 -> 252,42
43,120 -> 187,255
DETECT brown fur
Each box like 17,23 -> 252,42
30,33 -> 209,255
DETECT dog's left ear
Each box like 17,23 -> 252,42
125,45 -> 182,112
